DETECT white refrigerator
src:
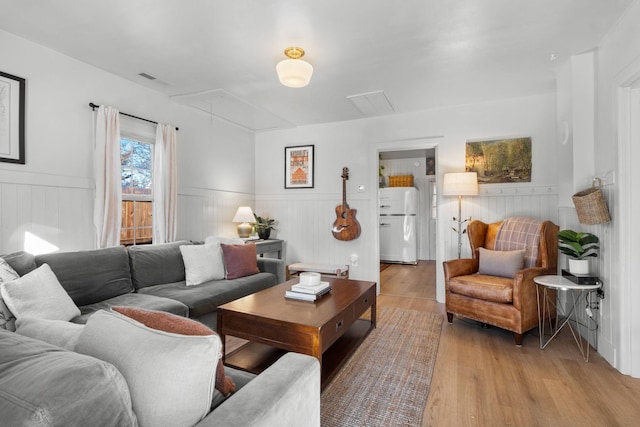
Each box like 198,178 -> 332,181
379,187 -> 418,264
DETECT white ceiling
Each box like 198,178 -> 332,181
0,0 -> 633,130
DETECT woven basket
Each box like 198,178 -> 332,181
388,175 -> 414,187
572,178 -> 611,224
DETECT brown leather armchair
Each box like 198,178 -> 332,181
443,218 -> 558,345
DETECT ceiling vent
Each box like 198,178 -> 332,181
137,72 -> 171,87
346,90 -> 395,116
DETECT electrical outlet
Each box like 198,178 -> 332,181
597,287 -> 605,299
350,254 -> 359,267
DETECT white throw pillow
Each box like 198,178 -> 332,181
0,263 -> 80,322
75,310 -> 220,427
180,244 -> 225,286
204,236 -> 245,246
0,258 -> 19,282
15,317 -> 84,350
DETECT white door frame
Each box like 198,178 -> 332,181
370,137 -> 442,297
616,65 -> 640,377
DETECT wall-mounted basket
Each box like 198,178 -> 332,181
572,178 -> 611,225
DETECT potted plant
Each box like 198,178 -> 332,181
253,213 -> 276,240
557,229 -> 599,275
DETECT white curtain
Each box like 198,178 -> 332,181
152,123 -> 178,243
93,106 -> 122,248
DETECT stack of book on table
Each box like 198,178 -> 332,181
285,281 -> 332,302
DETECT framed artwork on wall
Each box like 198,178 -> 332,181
0,71 -> 26,164
425,156 -> 435,175
465,137 -> 531,183
285,144 -> 314,189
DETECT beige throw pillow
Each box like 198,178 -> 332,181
0,263 -> 80,322
15,317 -> 84,350
75,310 -> 220,427
180,244 -> 225,286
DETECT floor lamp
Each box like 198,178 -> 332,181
442,172 -> 478,258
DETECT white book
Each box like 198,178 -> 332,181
291,281 -> 331,295
285,290 -> 317,301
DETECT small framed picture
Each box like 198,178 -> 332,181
426,157 -> 435,175
0,71 -> 26,164
285,145 -> 314,189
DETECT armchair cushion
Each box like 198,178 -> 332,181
478,248 -> 525,278
448,274 -> 514,304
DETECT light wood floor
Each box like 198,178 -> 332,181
379,262 -> 640,427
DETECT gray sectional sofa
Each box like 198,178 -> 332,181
32,240 -> 285,330
0,241 -> 321,427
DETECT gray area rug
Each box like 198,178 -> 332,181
321,306 -> 444,426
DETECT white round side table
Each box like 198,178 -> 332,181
533,275 -> 601,362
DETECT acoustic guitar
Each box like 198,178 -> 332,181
332,167 -> 361,241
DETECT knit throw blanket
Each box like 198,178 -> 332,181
494,217 -> 542,268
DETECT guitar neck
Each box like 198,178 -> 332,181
342,178 -> 347,207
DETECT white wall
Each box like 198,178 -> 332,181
0,29 -> 255,253
255,93 -> 559,299
593,0 -> 640,377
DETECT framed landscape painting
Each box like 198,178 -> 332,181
0,71 -> 26,164
285,144 -> 314,188
465,137 -> 531,183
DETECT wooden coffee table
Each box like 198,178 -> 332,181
217,277 -> 376,388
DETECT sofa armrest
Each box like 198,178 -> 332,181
196,353 -> 320,427
257,258 -> 286,284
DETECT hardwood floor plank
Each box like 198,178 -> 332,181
378,263 -> 640,426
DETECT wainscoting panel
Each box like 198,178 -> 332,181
0,181 -> 94,254
177,189 -> 255,241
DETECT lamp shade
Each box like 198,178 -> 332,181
442,172 -> 478,196
232,206 -> 255,223
276,59 -> 313,88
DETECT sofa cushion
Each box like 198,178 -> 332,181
72,292 -> 189,324
0,251 -> 37,276
128,240 -> 192,289
15,317 -> 84,350
137,272 -> 278,318
76,309 -> 220,427
112,306 -> 235,397
180,244 -> 225,286
0,264 -> 81,322
0,329 -> 137,427
449,274 -> 514,304
35,246 -> 134,306
221,243 -> 260,279
478,247 -> 525,278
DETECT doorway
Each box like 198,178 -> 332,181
377,146 -> 437,300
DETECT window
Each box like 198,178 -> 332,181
120,137 -> 153,245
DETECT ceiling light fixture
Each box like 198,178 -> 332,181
276,47 -> 313,88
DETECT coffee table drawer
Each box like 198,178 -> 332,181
320,310 -> 356,352
353,286 -> 375,319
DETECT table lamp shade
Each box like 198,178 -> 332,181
442,172 -> 478,196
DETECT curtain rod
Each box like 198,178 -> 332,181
88,102 -> 179,131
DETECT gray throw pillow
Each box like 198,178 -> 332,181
478,248 -> 526,279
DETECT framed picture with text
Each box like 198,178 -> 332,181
0,71 -> 26,164
284,144 -> 314,189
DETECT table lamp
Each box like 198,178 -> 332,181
232,206 -> 255,238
